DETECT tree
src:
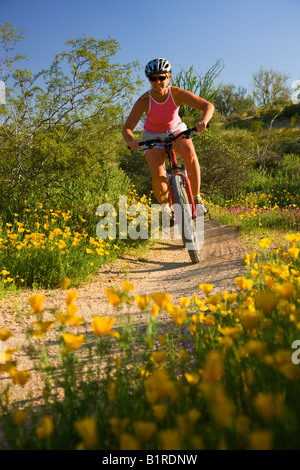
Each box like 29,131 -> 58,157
0,22 -> 142,195
214,83 -> 254,116
251,66 -> 290,109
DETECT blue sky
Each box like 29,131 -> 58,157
2,0 -> 300,98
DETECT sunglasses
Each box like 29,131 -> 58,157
149,75 -> 167,82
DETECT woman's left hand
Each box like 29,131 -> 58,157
195,121 -> 207,133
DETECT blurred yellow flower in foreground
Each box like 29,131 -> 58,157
31,321 -> 55,338
159,429 -> 182,450
28,294 -> 45,313
66,290 -> 78,305
61,277 -> 71,289
133,421 -> 156,443
36,415 -> 54,440
13,410 -> 27,426
199,283 -> 214,295
91,316 -> 120,339
169,309 -> 187,326
105,288 -> 123,307
248,430 -> 273,450
74,417 -> 98,449
134,294 -> 152,311
259,237 -> 272,249
10,370 -> 31,387
274,282 -> 296,299
152,292 -> 172,309
179,297 -> 191,308
0,329 -> 13,341
62,333 -> 84,351
122,280 -> 134,292
254,291 -> 277,314
235,277 -> 253,291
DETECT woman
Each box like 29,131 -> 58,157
122,58 -> 214,214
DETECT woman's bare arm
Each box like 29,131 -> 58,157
172,87 -> 215,132
122,94 -> 148,149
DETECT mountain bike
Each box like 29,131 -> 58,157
134,127 -> 205,264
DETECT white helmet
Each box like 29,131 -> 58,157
145,58 -> 172,77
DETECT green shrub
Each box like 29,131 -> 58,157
193,128 -> 252,197
250,120 -> 265,132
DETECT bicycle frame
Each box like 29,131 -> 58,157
165,142 -> 197,220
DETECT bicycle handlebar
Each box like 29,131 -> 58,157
128,124 -> 209,150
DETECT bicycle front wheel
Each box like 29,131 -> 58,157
171,174 -> 201,264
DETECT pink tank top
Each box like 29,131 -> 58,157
144,87 -> 182,133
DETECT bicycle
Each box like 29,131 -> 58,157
133,127 -> 206,264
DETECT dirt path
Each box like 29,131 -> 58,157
0,218 -> 246,407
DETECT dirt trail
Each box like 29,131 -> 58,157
0,218 -> 246,407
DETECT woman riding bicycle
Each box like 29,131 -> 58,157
122,58 -> 214,214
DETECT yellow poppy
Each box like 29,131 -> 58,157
122,280 -> 134,292
105,288 -> 123,307
199,283 -> 214,295
36,415 -> 54,439
134,294 -> 152,311
91,316 -> 120,339
28,294 -> 45,313
61,278 -> 71,289
152,292 -> 172,309
133,421 -> 156,443
66,290 -> 78,305
10,370 -> 31,387
0,329 -> 13,341
13,410 -> 27,426
62,333 -> 84,351
74,417 -> 98,449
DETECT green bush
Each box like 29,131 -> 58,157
250,120 -> 265,132
194,128 -> 252,197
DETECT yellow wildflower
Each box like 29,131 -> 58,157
151,351 -> 166,364
248,430 -> 273,450
61,278 -> 71,289
0,329 -> 13,341
235,277 -> 253,291
152,404 -> 168,421
13,410 -> 27,426
159,429 -> 182,450
62,333 -> 84,351
151,304 -> 160,317
133,421 -> 156,443
180,297 -> 191,308
119,433 -> 140,450
36,415 -> 54,440
199,283 -> 214,295
74,417 -> 98,449
274,282 -> 296,299
134,294 -> 152,311
28,294 -> 45,313
122,280 -> 134,292
170,309 -> 187,326
105,288 -> 123,307
184,372 -> 200,386
66,290 -> 78,305
254,291 -> 277,314
259,237 -> 272,249
91,316 -> 120,339
152,292 -> 172,309
10,370 -> 31,387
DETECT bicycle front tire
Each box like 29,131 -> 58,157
171,174 -> 201,264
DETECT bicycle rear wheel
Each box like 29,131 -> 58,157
171,174 -> 201,264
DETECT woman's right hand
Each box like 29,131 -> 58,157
127,140 -> 140,150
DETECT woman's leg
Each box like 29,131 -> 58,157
174,138 -> 201,197
145,147 -> 168,204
